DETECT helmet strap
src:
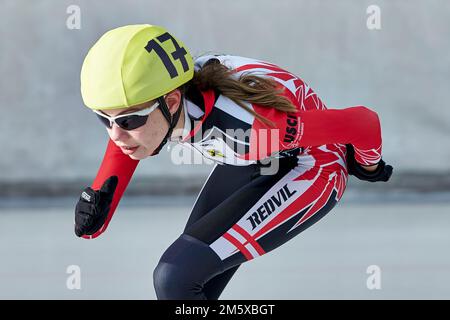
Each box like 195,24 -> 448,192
151,96 -> 183,156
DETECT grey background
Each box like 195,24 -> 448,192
1,0 -> 449,186
1,0 -> 450,300
1,195 -> 450,299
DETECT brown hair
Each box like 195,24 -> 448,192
184,59 -> 298,127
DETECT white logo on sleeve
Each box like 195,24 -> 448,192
81,191 -> 91,202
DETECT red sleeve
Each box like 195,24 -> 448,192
82,139 -> 139,239
299,106 -> 382,165
244,103 -> 382,165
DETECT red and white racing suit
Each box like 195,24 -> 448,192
86,55 -> 383,299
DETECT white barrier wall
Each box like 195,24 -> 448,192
1,0 -> 449,183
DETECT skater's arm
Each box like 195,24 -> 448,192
299,106 -> 382,165
79,139 -> 139,239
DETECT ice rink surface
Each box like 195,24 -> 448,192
1,192 -> 449,300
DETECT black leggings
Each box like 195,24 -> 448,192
153,146 -> 348,299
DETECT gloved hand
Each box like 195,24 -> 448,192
74,176 -> 118,237
346,144 -> 393,182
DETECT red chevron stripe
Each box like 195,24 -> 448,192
232,224 -> 266,256
223,232 -> 253,261
297,175 -> 336,226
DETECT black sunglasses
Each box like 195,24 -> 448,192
92,101 -> 159,131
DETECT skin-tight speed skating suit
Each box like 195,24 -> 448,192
85,55 -> 383,299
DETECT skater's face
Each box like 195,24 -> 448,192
97,90 -> 183,160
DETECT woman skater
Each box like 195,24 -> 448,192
75,24 -> 393,299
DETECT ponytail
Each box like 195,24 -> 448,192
184,59 -> 298,127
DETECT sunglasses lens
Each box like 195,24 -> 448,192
116,115 -> 149,130
95,114 -> 112,128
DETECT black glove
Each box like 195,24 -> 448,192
346,144 -> 393,182
74,176 -> 118,237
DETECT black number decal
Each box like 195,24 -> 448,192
144,32 -> 189,79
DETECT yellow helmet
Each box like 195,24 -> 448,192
81,24 -> 194,110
